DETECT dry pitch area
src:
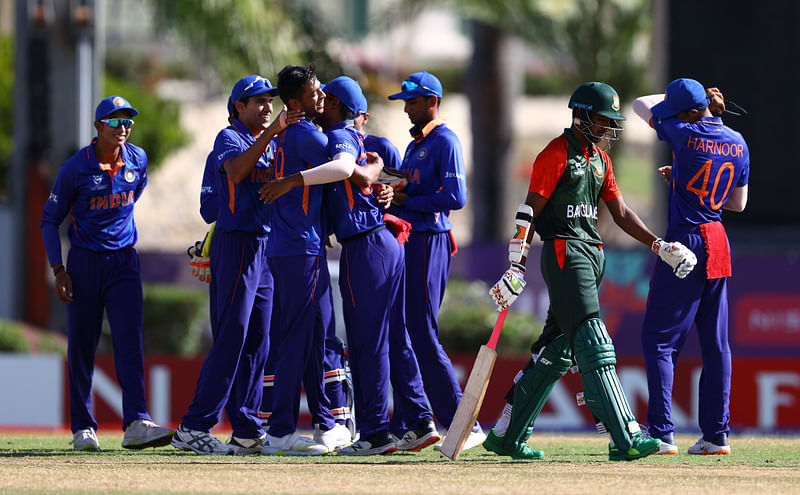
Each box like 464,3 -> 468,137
1,432 -> 798,495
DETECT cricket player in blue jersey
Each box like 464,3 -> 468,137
633,78 -> 750,455
40,96 -> 174,451
172,75 -> 300,455
386,72 -> 486,449
263,76 -> 438,455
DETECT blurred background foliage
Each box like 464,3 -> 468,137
0,33 -> 13,200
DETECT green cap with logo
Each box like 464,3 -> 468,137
568,82 -> 625,121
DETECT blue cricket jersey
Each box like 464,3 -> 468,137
267,119 -> 330,257
364,134 -> 401,171
213,119 -> 276,234
41,140 -> 148,266
199,150 -> 218,224
324,121 -> 384,241
391,120 -> 467,233
654,116 -> 750,228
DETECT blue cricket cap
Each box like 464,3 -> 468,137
322,76 -> 363,114
228,75 -> 278,115
652,78 -> 710,119
357,91 -> 368,114
388,71 -> 443,100
95,95 -> 138,121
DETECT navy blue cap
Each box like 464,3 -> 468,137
95,96 -> 138,121
228,75 -> 278,115
322,76 -> 363,114
652,78 -> 710,119
388,71 -> 443,100
357,91 -> 368,114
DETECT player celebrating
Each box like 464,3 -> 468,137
632,78 -> 749,455
172,75 -> 300,455
485,82 -> 697,461
386,72 -> 485,449
41,96 -> 174,451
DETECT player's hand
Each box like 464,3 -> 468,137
489,264 -> 526,311
272,106 -> 305,132
391,190 -> 408,206
259,174 -> 302,203
374,183 -> 394,208
187,241 -> 211,283
706,87 -> 725,116
657,166 -> 672,184
376,166 -> 408,191
54,270 -> 74,303
652,239 -> 697,279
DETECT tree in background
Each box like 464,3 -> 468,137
0,34 -> 13,200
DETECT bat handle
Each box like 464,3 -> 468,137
486,309 -> 508,350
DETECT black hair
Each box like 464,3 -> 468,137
231,96 -> 252,121
278,64 -> 317,105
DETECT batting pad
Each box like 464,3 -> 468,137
573,318 -> 638,451
503,334 -> 572,450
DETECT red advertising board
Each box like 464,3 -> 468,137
734,294 -> 800,347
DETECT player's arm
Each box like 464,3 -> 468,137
631,94 -> 664,128
349,151 -> 384,189
224,108 -> 304,184
488,192 -> 547,311
723,184 -> 748,212
40,168 -> 75,303
395,141 -> 467,211
258,152 -> 356,203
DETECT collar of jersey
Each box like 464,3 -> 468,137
696,116 -> 723,126
231,118 -> 261,138
563,127 -> 598,156
87,138 -> 128,171
326,119 -> 355,132
410,118 -> 446,142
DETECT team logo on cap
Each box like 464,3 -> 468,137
124,168 -> 137,183
612,95 -> 620,111
113,96 -> 126,107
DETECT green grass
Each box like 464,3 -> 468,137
1,432 -> 798,494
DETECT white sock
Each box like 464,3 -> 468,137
493,403 -> 513,436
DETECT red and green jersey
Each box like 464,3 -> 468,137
528,129 -> 621,244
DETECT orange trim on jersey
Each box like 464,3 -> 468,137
99,151 -> 125,181
448,230 -> 458,256
311,256 -> 320,302
344,180 -> 355,211
697,120 -> 723,125
599,150 -> 622,203
555,238 -> 566,270
528,136 -> 568,198
413,119 -> 446,143
227,177 -> 236,214
302,186 -> 309,215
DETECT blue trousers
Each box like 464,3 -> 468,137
642,227 -> 731,441
267,253 -> 332,437
340,228 -> 432,438
402,231 -> 462,429
182,231 -> 271,438
66,246 -> 150,433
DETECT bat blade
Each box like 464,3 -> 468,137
439,344 -> 497,460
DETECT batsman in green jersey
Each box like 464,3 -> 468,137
486,82 -> 698,461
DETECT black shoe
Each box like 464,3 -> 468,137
396,420 -> 441,452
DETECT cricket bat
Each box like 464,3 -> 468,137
440,309 -> 508,460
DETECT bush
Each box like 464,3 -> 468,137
142,284 -> 209,356
0,320 -> 67,356
438,278 -> 543,356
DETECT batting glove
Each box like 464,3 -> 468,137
489,263 -> 526,311
187,240 -> 211,283
376,167 -> 408,190
652,238 -> 697,279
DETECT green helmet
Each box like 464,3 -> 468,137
568,82 -> 626,121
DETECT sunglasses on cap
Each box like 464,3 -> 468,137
100,118 -> 134,129
401,80 -> 440,96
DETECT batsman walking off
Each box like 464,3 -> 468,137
633,78 -> 750,455
485,82 -> 698,461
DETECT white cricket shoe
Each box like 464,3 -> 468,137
313,424 -> 353,451
261,433 -> 328,456
688,437 -> 731,455
71,428 -> 99,452
122,419 -> 175,449
170,424 -> 232,455
658,440 -> 678,455
227,433 -> 266,455
434,427 -> 487,452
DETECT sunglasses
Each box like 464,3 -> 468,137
100,118 -> 134,129
401,80 -> 441,97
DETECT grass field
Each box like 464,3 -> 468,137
1,432 -> 799,495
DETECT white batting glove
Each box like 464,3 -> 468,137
489,263 -> 526,311
652,238 -> 697,279
187,241 -> 211,283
